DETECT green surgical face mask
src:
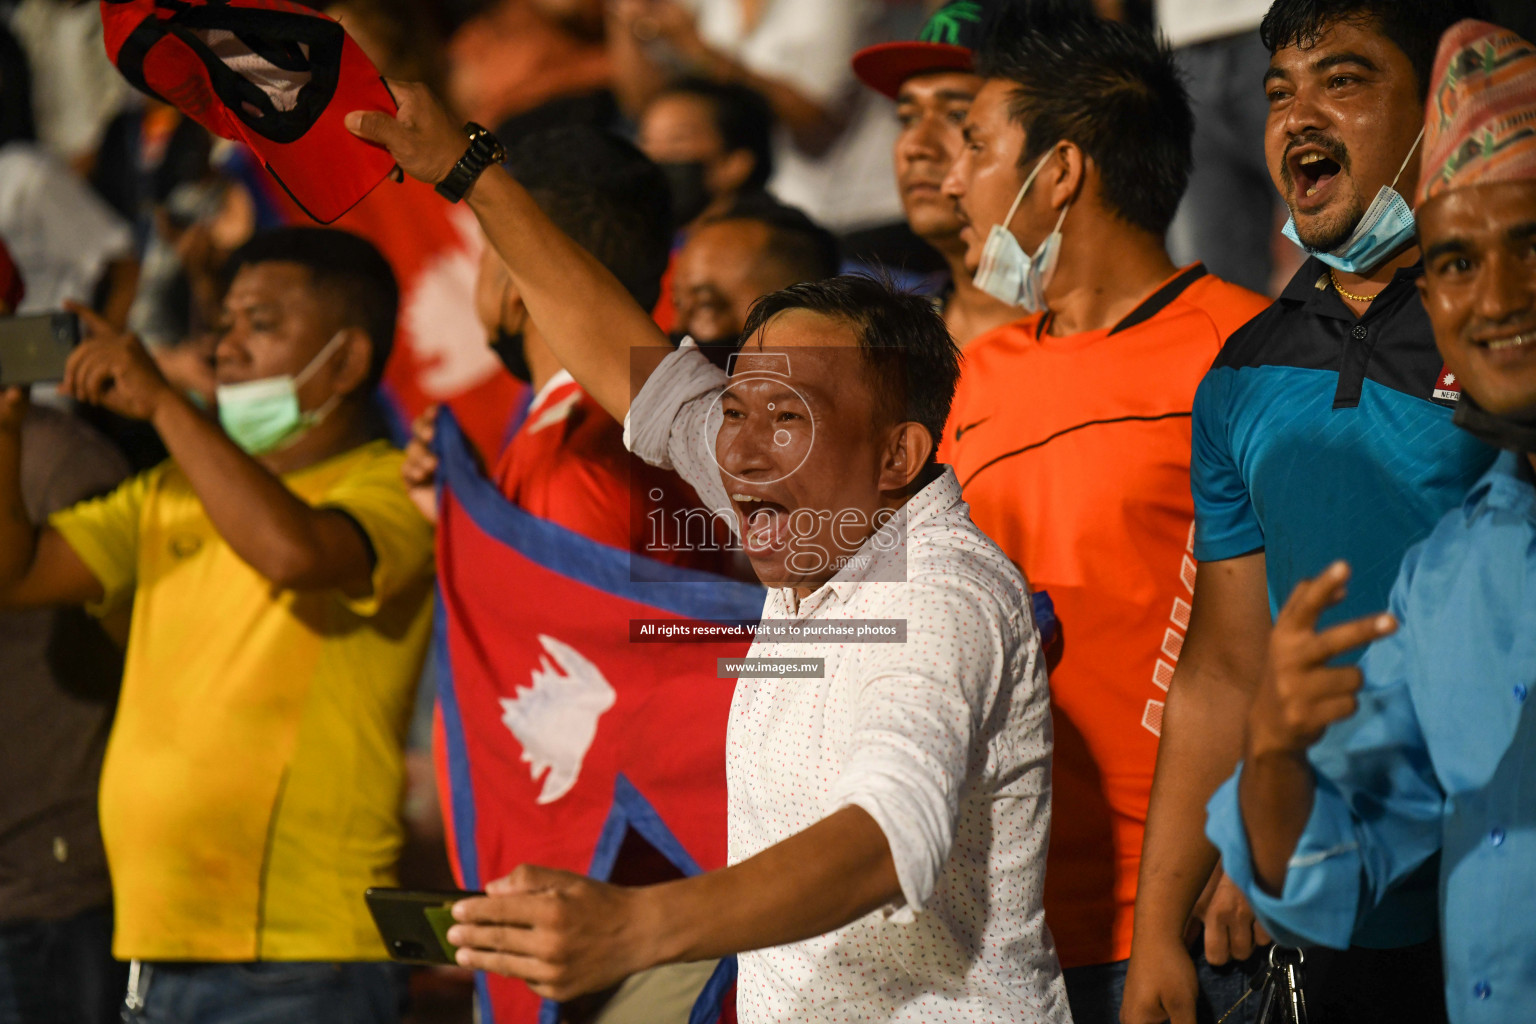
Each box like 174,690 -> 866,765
216,332 -> 348,455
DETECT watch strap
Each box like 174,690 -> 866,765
435,123 -> 504,203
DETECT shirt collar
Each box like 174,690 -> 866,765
820,466 -> 964,603
1278,255 -> 1425,323
530,368 -> 576,412
1462,449 -> 1536,525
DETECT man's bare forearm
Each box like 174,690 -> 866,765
1238,750 -> 1316,896
150,395 -> 372,593
1132,552 -> 1271,948
1134,665 -> 1249,943
640,805 -> 901,967
463,169 -> 672,422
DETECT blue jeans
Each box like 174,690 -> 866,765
121,961 -> 407,1024
0,905 -> 127,1024
1064,950 -> 1264,1024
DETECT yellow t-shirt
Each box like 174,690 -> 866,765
50,440 -> 435,961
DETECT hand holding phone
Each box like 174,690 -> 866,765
58,304 -> 177,422
0,312 -> 79,387
364,887 -> 484,966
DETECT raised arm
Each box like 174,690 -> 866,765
60,309 -> 376,596
346,85 -> 673,423
1121,551 -> 1272,1024
1238,562 -> 1397,892
1206,560 -> 1441,952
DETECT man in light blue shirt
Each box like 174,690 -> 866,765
1206,18 -> 1536,1023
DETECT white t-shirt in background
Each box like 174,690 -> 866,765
0,144 -> 134,314
1155,0 -> 1269,48
692,0 -> 915,233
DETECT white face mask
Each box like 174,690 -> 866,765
215,331 -> 348,455
972,151 -> 1072,312
1281,127 -> 1425,274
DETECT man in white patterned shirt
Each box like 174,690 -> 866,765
349,83 -> 1071,1024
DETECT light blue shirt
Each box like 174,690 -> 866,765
1207,450 -> 1536,1023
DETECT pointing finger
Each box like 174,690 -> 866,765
63,300 -> 114,342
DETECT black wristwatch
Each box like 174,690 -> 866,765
435,122 -> 506,203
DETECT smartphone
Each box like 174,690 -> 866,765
0,312 -> 81,386
364,886 -> 483,966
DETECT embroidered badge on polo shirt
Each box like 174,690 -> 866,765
1433,365 -> 1462,403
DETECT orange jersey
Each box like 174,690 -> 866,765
941,265 -> 1268,967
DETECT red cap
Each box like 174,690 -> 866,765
100,0 -> 398,224
853,0 -> 992,100
852,40 -> 975,100
0,237 -> 23,313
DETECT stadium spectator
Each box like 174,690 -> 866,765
350,77 -> 1072,1024
670,193 -> 840,350
400,127 -> 744,1022
938,10 -> 1269,1023
1124,3 -> 1492,1023
0,238 -> 131,1024
852,0 -> 1018,346
0,227 -> 435,1024
637,77 -> 775,232
606,0 -> 913,242
447,0 -> 616,144
1208,20 -> 1536,1024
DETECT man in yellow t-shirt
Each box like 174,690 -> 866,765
0,227 -> 435,1024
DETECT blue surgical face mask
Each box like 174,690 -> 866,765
216,332 -> 348,455
972,151 -> 1071,312
1282,128 -> 1424,274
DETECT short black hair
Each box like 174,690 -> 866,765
0,25 -> 36,148
1259,0 -> 1482,101
656,77 -> 776,190
226,227 -> 398,389
707,193 -> 842,283
740,274 -> 959,458
977,7 -> 1193,237
502,126 -> 672,311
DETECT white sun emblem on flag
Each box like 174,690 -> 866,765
1442,371 -> 1456,386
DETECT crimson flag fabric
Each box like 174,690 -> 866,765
99,0 -> 398,223
431,409 -> 761,1024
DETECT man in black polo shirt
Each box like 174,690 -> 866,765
1123,2 -> 1495,1024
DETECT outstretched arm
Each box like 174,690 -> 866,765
346,85 -> 673,423
447,805 -> 899,1001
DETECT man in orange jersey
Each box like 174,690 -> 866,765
940,10 -> 1269,1024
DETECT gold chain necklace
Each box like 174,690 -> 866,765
1330,269 -> 1381,304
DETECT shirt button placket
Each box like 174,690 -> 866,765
1352,324 -> 1369,340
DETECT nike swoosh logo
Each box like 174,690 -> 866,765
954,417 -> 990,442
